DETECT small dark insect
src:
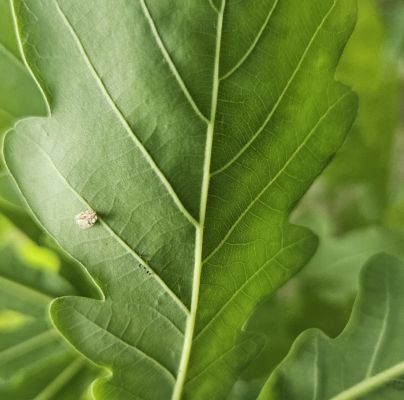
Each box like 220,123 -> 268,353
138,263 -> 152,276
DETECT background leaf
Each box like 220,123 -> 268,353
0,243 -> 99,400
259,253 -> 404,400
0,0 -> 46,241
0,0 -> 44,127
237,226 -> 404,388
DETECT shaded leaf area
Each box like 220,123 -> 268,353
259,253 -> 404,400
0,0 -> 46,241
5,0 -> 357,398
0,244 -> 99,400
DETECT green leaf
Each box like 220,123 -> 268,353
290,226 -> 404,305
0,0 -> 44,126
5,0 -> 357,398
0,0 -> 46,240
0,244 -> 98,399
259,253 -> 404,400
383,0 -> 404,61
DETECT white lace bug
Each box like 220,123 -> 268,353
75,210 -> 98,230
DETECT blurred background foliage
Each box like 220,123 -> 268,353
0,0 -> 403,398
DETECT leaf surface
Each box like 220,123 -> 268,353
259,253 -> 404,400
5,0 -> 357,398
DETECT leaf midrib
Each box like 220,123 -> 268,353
329,361 -> 404,400
193,238 -> 308,344
171,1 -> 226,399
203,92 -> 350,265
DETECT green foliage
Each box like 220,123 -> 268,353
4,0 -> 357,398
382,0 -> 404,61
0,0 -> 46,240
259,253 -> 404,400
0,243 -> 98,400
0,0 -> 44,129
